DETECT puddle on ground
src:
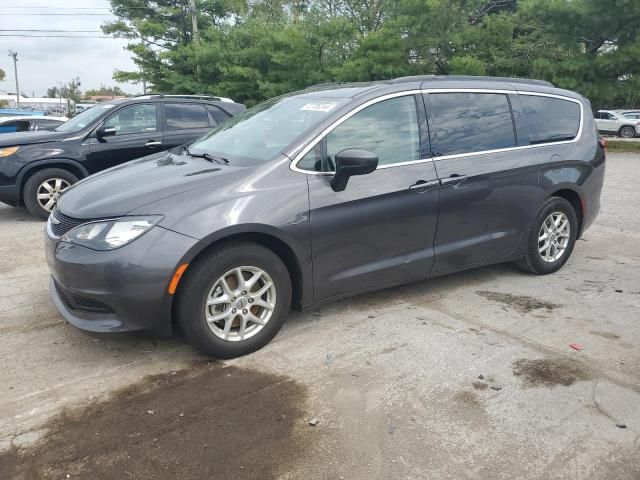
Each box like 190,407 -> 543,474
476,291 -> 560,313
512,358 -> 592,388
449,390 -> 488,427
0,362 -> 311,480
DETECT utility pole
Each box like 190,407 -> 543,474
189,0 -> 199,44
7,50 -> 20,108
140,38 -> 147,94
188,0 -> 200,82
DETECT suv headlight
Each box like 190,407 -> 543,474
0,146 -> 19,158
61,216 -> 163,250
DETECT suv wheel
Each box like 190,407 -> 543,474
619,126 -> 636,138
176,241 -> 292,358
23,168 -> 78,220
517,197 -> 578,275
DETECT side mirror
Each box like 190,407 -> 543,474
96,125 -> 117,141
330,149 -> 378,192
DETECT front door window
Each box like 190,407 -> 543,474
104,104 -> 157,135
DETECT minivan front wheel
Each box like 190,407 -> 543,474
23,168 -> 78,220
176,242 -> 292,358
518,197 -> 578,275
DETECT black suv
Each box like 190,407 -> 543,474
0,95 -> 245,219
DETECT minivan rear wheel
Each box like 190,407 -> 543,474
23,168 -> 78,220
619,126 -> 636,138
175,241 -> 292,358
517,197 -> 578,275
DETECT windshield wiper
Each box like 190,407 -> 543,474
183,146 -> 229,165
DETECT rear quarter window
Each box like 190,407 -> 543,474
519,95 -> 581,145
206,105 -> 231,125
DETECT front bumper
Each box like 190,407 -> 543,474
45,225 -> 199,336
0,184 -> 19,206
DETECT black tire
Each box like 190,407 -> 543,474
23,168 -> 78,220
175,241 -> 292,358
619,126 -> 636,138
517,197 -> 578,275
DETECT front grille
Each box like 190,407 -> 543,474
50,208 -> 88,237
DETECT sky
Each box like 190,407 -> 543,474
0,0 -> 140,97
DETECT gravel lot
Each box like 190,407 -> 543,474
1,153 -> 639,479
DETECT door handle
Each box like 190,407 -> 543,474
410,179 -> 440,192
440,175 -> 467,187
146,140 -> 162,147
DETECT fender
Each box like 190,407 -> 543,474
539,161 -> 591,196
17,158 -> 90,200
175,223 -> 313,307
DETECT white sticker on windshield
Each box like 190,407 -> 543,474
101,104 -> 116,109
300,102 -> 338,112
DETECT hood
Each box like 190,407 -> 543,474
0,130 -> 69,147
57,150 -> 248,219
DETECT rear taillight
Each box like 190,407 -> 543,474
598,137 -> 607,151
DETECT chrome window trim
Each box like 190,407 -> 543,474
289,88 -> 584,175
290,90 -> 423,176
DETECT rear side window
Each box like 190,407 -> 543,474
427,93 -> 516,157
164,103 -> 210,130
36,119 -> 63,130
206,105 -> 231,125
520,95 -> 581,144
0,120 -> 31,133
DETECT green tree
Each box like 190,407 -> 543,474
84,85 -> 126,97
46,86 -> 60,98
105,0 -> 640,108
46,78 -> 82,112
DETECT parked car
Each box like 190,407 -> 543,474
621,111 -> 640,120
44,76 -> 605,358
0,95 -> 246,219
0,115 -> 67,134
594,109 -> 640,137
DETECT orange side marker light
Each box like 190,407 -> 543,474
168,264 -> 189,294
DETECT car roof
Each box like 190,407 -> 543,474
97,96 -> 245,114
297,75 -> 581,102
0,115 -> 67,123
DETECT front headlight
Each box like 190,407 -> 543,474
61,216 -> 163,250
0,146 -> 19,158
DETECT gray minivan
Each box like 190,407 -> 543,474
44,76 -> 605,358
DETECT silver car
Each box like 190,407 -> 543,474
595,110 -> 640,137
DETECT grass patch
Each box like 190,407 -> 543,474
606,140 -> 640,154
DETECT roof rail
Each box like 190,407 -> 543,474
391,75 -> 554,87
135,94 -> 235,103
304,82 -> 356,91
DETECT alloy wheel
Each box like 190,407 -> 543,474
37,178 -> 70,212
205,266 -> 276,342
620,126 -> 635,138
538,211 -> 571,263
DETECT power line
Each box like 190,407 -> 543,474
0,34 -> 114,38
1,5 -> 149,8
0,13 -> 113,16
0,29 -> 104,33
1,6 -> 112,8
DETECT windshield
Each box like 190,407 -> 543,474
55,103 -> 117,132
188,95 -> 349,162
